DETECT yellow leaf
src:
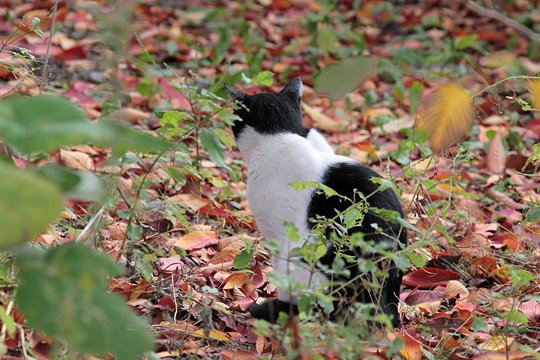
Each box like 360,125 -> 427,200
193,329 -> 231,342
416,84 -> 473,153
478,335 -> 514,352
530,80 -> 540,111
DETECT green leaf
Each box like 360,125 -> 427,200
314,56 -> 378,99
96,120 -> 171,154
470,318 -> 488,332
15,243 -> 154,360
0,305 -> 16,336
502,310 -> 529,324
34,164 -> 104,201
316,25 -> 337,55
289,180 -> 339,198
234,249 -> 254,269
200,128 -> 229,169
252,71 -> 274,87
127,223 -> 142,241
0,95 -> 172,154
0,163 -> 63,247
526,207 -> 540,222
409,81 -> 424,115
455,34 -> 477,50
404,251 -> 428,268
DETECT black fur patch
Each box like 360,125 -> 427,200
232,93 -> 308,138
307,162 -> 406,327
248,300 -> 299,323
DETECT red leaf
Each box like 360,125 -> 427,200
402,268 -> 461,288
403,289 -> 445,306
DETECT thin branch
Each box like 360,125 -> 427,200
473,75 -> 540,98
40,0 -> 60,93
465,0 -> 540,43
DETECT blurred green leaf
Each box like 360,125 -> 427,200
316,25 -> 337,55
15,243 -> 154,360
455,34 -> 477,50
314,56 -> 377,99
526,207 -> 540,222
200,128 -> 228,169
0,305 -> 16,336
0,96 -> 172,154
0,163 -> 63,247
252,71 -> 274,87
502,310 -> 528,324
409,81 -> 424,115
34,164 -> 104,201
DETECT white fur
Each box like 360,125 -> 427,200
237,127 -> 353,301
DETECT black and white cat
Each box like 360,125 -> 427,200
225,78 -> 406,327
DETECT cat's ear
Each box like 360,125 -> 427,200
224,83 -> 245,100
280,77 -> 303,101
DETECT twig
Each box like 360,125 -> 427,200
465,0 -> 540,43
40,0 -> 60,94
473,75 -> 540,98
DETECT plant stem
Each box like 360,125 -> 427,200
473,75 -> 540,98
40,0 -> 60,94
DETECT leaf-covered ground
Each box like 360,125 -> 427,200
1,0 -> 540,359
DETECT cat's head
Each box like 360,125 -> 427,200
225,78 -> 308,138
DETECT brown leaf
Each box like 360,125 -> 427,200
59,149 -> 94,171
485,188 -> 524,210
416,84 -> 473,153
223,272 -> 250,290
169,193 -> 211,212
486,131 -> 506,175
221,350 -> 259,360
470,256 -> 499,276
444,280 -> 470,299
168,231 -> 218,250
302,103 -> 342,133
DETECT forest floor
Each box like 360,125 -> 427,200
1,0 -> 540,359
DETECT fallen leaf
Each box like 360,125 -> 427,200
471,352 -> 534,360
223,272 -> 250,290
470,256 -> 499,276
168,231 -> 218,250
486,130 -> 506,175
192,329 -> 231,342
402,268 -> 461,288
416,84 -> 473,153
444,280 -> 469,299
416,300 -> 442,315
518,300 -> 540,321
399,331 -> 423,360
169,193 -> 211,212
302,103 -> 342,133
221,349 -> 259,360
59,149 -> 94,171
530,80 -> 540,111
478,335 -> 513,352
